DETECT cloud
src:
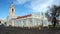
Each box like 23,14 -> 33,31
14,0 -> 30,5
28,0 -> 55,12
14,0 -> 59,12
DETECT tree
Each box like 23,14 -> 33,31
45,5 -> 60,28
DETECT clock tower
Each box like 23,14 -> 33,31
7,2 -> 16,26
9,2 -> 15,17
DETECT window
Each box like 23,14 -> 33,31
0,21 -> 1,23
23,19 -> 26,27
12,8 -> 14,13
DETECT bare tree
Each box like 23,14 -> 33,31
45,5 -> 60,28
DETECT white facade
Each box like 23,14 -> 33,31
7,14 -> 42,28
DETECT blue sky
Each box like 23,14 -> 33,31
0,0 -> 60,19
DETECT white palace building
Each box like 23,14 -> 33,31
5,2 -> 49,28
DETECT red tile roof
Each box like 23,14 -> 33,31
16,14 -> 32,19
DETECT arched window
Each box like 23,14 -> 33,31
0,21 -> 1,23
12,8 -> 14,13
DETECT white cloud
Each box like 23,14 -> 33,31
14,0 -> 30,5
28,0 -> 55,12
14,0 -> 58,12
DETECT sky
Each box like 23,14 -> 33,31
0,0 -> 60,19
